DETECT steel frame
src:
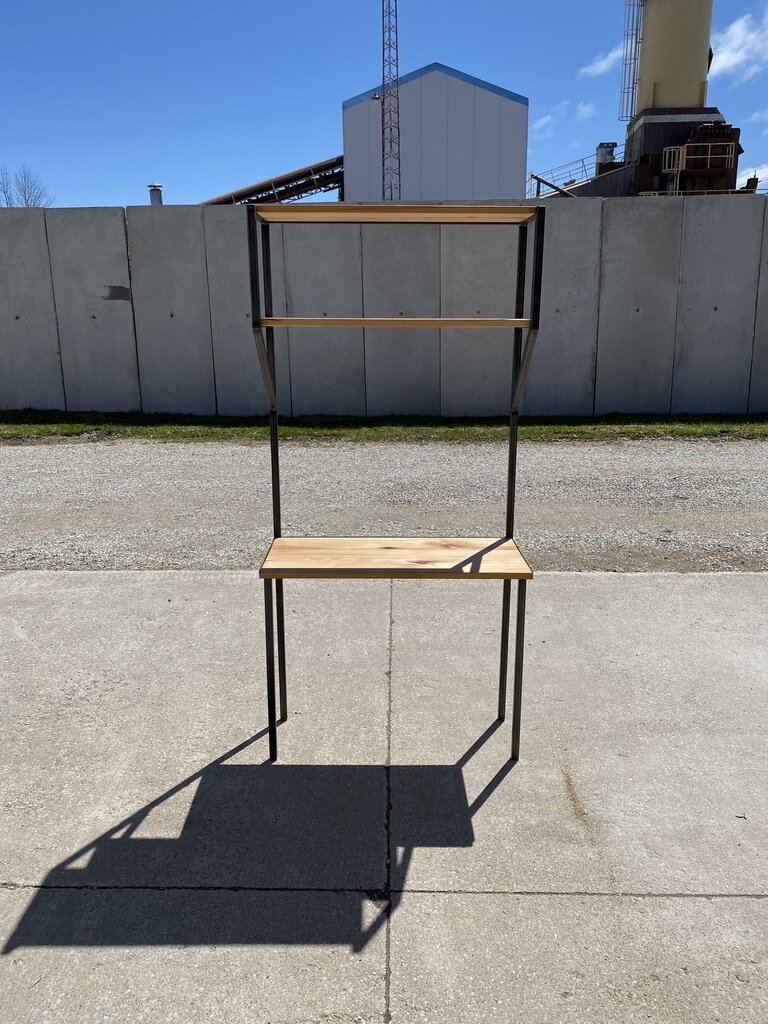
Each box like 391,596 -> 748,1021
247,204 -> 546,763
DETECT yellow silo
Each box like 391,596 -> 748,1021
636,0 -> 714,112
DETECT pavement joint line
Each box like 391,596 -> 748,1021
1,882 -> 766,899
383,578 -> 394,1024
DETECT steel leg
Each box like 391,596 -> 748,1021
498,579 -> 512,720
275,579 -> 287,721
511,579 -> 527,761
264,580 -> 278,762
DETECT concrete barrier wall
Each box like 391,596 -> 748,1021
46,207 -> 140,412
1,197 -> 767,416
0,209 -> 65,410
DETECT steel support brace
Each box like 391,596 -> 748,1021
260,220 -> 288,724
499,222 -> 528,726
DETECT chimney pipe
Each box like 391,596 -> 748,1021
147,183 -> 163,206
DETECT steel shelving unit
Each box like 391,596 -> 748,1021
247,202 -> 546,762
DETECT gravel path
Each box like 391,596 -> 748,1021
0,438 -> 766,572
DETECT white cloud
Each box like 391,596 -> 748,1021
579,42 -> 623,78
531,102 -> 570,140
531,114 -> 554,139
747,110 -> 768,135
737,163 -> 768,188
576,101 -> 597,121
711,9 -> 768,82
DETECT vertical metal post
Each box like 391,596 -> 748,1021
260,221 -> 288,723
498,223 -> 529,721
511,580 -> 527,761
264,579 -> 278,762
498,581 -> 511,721
506,224 -> 528,537
530,206 -> 546,332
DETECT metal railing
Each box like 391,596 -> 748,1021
663,142 -> 736,175
527,146 -> 626,198
639,187 -> 766,196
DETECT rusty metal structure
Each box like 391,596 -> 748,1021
201,157 -> 344,206
532,0 -> 753,198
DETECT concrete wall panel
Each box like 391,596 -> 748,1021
749,200 -> 768,413
283,223 -> 365,415
0,209 -> 64,410
46,208 -> 140,411
127,207 -> 216,414
440,224 -> 518,415
203,205 -> 266,416
362,224 -> 440,414
672,196 -> 764,413
595,198 -> 683,414
524,200 -> 602,416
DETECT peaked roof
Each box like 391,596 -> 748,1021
342,62 -> 529,110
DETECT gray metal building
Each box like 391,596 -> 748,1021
342,63 -> 529,201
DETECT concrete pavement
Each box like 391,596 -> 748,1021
1,569 -> 766,1022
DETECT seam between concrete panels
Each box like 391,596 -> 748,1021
383,577 -> 394,1024
42,209 -> 67,412
746,197 -> 768,412
438,224 -> 442,415
122,207 -> 144,412
201,208 -> 219,417
360,223 -> 368,418
591,200 -> 605,418
668,197 -> 687,414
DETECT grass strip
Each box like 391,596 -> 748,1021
0,411 -> 766,444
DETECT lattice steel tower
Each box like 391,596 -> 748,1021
382,0 -> 401,200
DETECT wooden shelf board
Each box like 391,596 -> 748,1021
262,317 -> 530,329
260,537 -> 533,580
255,203 -> 537,225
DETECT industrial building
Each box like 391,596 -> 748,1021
531,0 -> 753,199
342,63 -> 528,201
205,0 -> 761,207
203,63 -> 528,206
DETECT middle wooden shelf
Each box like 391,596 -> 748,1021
259,536 -> 533,581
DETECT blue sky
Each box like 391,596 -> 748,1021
2,0 -> 768,207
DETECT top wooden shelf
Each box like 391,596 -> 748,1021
254,203 -> 537,225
